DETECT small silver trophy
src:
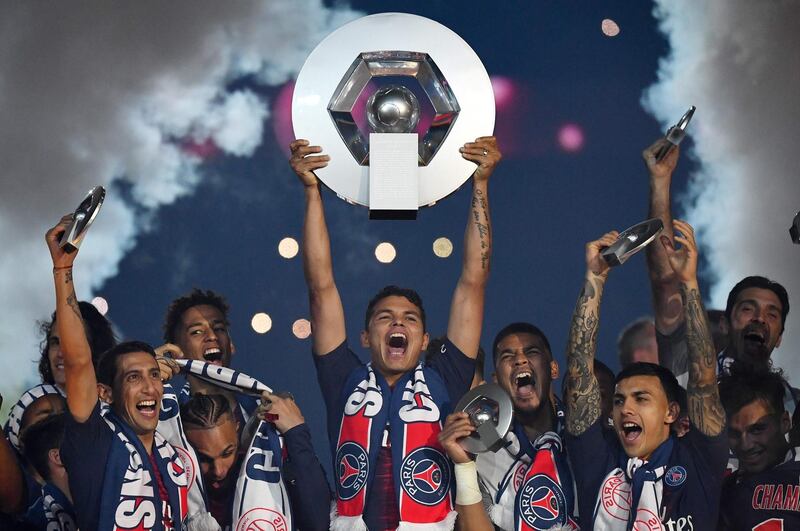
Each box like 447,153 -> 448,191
601,218 -> 664,267
790,211 -> 800,244
655,106 -> 696,161
454,383 -> 514,453
59,186 -> 105,252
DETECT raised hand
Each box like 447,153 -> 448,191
438,412 -> 476,465
660,219 -> 698,283
45,214 -> 77,269
585,231 -> 619,278
460,136 -> 501,183
257,391 -> 305,434
642,137 -> 679,182
289,139 -> 329,187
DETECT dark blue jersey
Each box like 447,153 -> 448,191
566,419 -> 728,531
719,449 -> 800,531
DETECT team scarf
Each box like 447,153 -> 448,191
98,404 -> 189,531
41,482 -> 78,531
173,359 -> 294,531
333,362 -> 456,531
476,400 -> 578,531
593,436 -> 675,530
3,383 -> 65,450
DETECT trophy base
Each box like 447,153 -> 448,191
369,209 -> 418,220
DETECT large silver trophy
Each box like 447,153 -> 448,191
601,218 -> 664,267
454,383 -> 514,454
59,186 -> 105,252
293,13 -> 495,219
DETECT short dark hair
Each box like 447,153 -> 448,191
364,285 -> 426,331
492,322 -> 552,366
20,413 -> 66,482
725,276 -> 790,334
615,362 -> 681,406
163,289 -> 230,343
38,301 -> 117,384
719,362 -> 787,418
181,394 -> 234,430
617,317 -> 654,368
96,341 -> 157,387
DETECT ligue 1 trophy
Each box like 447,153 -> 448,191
59,186 -> 105,252
655,106 -> 696,162
601,218 -> 664,267
790,211 -> 800,244
454,383 -> 514,453
293,13 -> 495,219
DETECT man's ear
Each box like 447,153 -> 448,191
492,372 -> 498,383
231,339 -> 237,356
719,315 -> 730,337
48,448 -> 63,468
550,360 -> 559,380
666,401 -> 680,424
776,333 -> 783,349
781,410 -> 791,435
97,383 -> 113,404
360,330 -> 370,348
421,332 -> 430,352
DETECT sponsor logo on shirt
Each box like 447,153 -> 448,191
664,466 -> 687,487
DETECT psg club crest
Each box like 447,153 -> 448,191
518,474 -> 567,528
400,447 -> 451,505
664,465 -> 687,487
336,442 -> 369,500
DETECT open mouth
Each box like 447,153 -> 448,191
514,371 -> 535,397
386,332 -> 408,357
136,399 -> 157,417
621,421 -> 642,443
203,348 -> 223,363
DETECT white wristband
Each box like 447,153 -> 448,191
454,461 -> 482,506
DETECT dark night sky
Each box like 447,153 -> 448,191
100,1 -> 686,472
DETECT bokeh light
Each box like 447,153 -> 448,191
601,18 -> 620,37
278,237 -> 299,259
375,242 -> 396,263
557,123 -> 585,152
91,296 -> 109,315
433,237 -> 453,258
272,81 -> 295,157
292,318 -> 312,339
491,76 -> 517,110
251,312 -> 272,334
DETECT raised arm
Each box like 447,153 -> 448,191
564,231 -> 619,436
290,139 -> 346,356
643,140 -> 683,341
45,216 -> 97,422
446,136 -> 500,358
660,220 -> 725,436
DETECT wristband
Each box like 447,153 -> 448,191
53,265 -> 73,272
454,460 -> 482,506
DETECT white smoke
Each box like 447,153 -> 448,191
0,1 -> 360,414
643,1 -> 800,378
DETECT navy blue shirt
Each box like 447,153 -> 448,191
314,338 -> 475,531
60,402 -> 113,531
566,419 -> 728,530
719,450 -> 800,531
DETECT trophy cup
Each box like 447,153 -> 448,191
453,383 -> 514,453
293,13 -> 495,219
601,218 -> 664,267
59,186 -> 106,252
655,106 -> 696,161
790,211 -> 800,244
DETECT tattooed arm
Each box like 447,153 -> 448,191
565,231 -> 619,436
46,215 -> 98,422
661,220 -> 725,436
446,136 -> 501,359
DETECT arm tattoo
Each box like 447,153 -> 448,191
471,188 -> 491,270
681,283 -> 725,436
66,293 -> 82,321
565,275 -> 603,435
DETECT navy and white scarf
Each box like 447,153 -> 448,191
476,399 -> 577,530
593,436 -> 674,530
173,359 -> 293,531
99,406 -> 189,531
332,363 -> 457,531
4,383 -> 65,450
41,482 -> 78,531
